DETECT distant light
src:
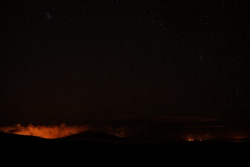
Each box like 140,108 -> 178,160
187,138 -> 195,142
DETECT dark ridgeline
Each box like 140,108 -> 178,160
1,130 -> 250,150
1,130 -> 249,164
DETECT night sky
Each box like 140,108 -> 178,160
1,0 -> 250,126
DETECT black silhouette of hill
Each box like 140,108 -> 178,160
1,131 -> 250,159
62,130 -> 122,141
0,131 -> 48,144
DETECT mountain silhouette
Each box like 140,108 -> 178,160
0,131 -> 46,143
62,130 -> 122,142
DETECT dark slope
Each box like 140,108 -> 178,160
1,131 -> 250,159
62,130 -> 122,142
0,132 -> 48,144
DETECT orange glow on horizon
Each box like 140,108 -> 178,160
0,123 -> 89,139
184,134 -> 212,142
187,138 -> 195,142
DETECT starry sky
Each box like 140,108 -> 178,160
1,0 -> 250,125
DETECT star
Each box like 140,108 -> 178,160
45,12 -> 52,19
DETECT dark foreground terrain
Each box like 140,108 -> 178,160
1,131 -> 250,158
